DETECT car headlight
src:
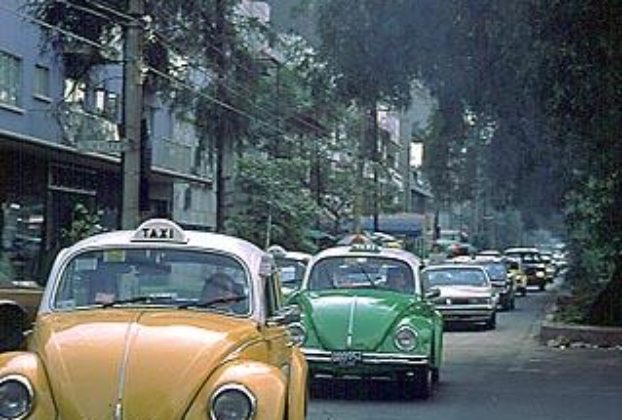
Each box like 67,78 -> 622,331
536,271 -> 545,278
210,384 -> 255,420
394,326 -> 418,351
0,375 -> 33,420
287,322 -> 306,346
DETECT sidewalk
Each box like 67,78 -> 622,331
539,275 -> 622,348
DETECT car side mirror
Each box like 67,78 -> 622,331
424,287 -> 441,300
267,305 -> 301,327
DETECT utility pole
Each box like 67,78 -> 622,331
371,103 -> 379,232
121,0 -> 144,229
214,0 -> 229,232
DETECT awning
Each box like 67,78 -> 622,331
359,213 -> 425,238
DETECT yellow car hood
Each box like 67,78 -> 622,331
33,309 -> 258,419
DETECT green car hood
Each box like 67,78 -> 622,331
298,289 -> 419,351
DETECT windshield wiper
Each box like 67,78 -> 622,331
177,295 -> 247,310
355,263 -> 377,288
100,296 -> 154,308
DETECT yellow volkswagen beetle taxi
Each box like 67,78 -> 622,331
0,219 -> 307,419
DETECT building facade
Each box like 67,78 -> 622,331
0,0 -> 214,285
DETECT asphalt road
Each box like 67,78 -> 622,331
308,283 -> 622,420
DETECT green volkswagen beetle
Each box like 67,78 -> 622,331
287,244 -> 443,399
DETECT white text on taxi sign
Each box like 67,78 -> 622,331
131,219 -> 188,243
349,243 -> 380,253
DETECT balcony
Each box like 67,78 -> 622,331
153,137 -> 212,178
60,104 -> 122,156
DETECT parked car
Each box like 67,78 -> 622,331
422,264 -> 497,330
504,247 -> 547,291
505,257 -> 528,297
288,243 -> 444,399
0,219 -> 308,419
0,280 -> 44,352
472,258 -> 516,310
267,245 -> 312,298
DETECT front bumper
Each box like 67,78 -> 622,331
435,304 -> 495,323
301,348 -> 429,379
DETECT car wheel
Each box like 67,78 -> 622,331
520,288 -> 527,297
431,367 -> 440,384
413,367 -> 433,399
539,282 -> 546,291
486,313 -> 497,330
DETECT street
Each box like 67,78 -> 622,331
308,285 -> 622,420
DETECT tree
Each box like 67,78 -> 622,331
314,0 -> 432,230
226,156 -> 318,252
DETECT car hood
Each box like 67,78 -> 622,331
299,289 -> 417,351
434,285 -> 492,298
32,310 -> 258,419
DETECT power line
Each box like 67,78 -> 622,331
50,1 -> 330,136
82,0 -> 139,22
55,0 -> 116,23
150,25 -> 329,136
151,32 -> 277,122
0,3 -> 117,53
3,1 -> 327,137
145,65 -> 289,137
1,3 -> 285,135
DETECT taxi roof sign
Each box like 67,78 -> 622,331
131,219 -> 188,243
349,243 -> 381,253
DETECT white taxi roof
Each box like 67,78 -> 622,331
66,229 -> 264,265
310,245 -> 421,265
40,220 -> 272,321
422,263 -> 487,272
504,247 -> 540,254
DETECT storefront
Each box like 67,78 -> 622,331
0,135 -> 180,285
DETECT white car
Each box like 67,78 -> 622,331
422,264 -> 498,330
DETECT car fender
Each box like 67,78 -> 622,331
288,347 -> 308,420
0,352 -> 57,418
185,359 -> 288,419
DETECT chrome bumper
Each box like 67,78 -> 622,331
435,304 -> 495,321
302,348 -> 429,367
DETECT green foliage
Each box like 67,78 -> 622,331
226,156 -> 319,252
315,0 -> 432,110
61,203 -> 103,246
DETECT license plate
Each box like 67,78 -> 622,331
330,351 -> 362,367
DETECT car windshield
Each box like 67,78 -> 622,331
307,256 -> 415,294
484,263 -> 507,280
53,248 -> 251,316
423,268 -> 488,287
275,257 -> 307,286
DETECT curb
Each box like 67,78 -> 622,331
539,321 -> 622,347
538,276 -> 622,348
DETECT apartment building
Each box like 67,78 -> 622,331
0,0 -> 214,284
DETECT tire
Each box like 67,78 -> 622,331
486,312 -> 497,330
431,367 -> 440,384
413,367 -> 433,399
539,282 -> 546,291
520,288 -> 527,297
